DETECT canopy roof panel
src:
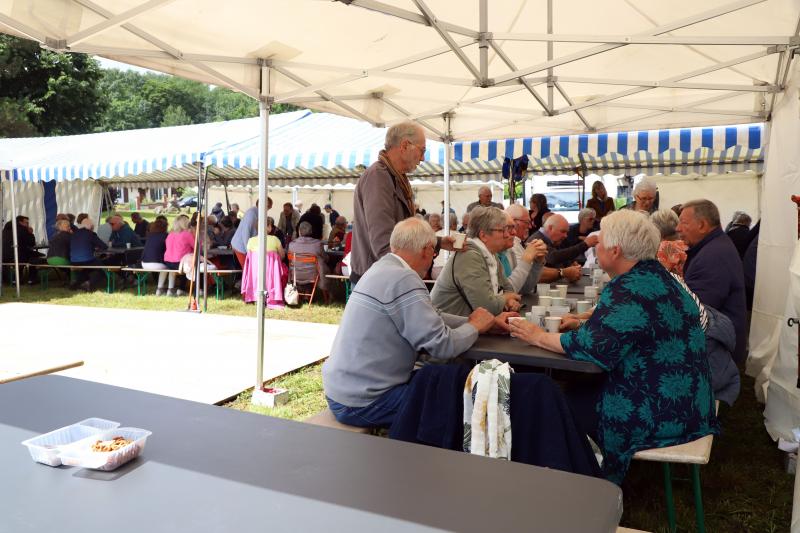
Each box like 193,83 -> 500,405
1,0 -> 796,141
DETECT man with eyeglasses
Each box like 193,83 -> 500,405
624,178 -> 658,214
351,121 -> 454,288
501,204 -> 548,293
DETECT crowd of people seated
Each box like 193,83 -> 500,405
320,128 -> 750,488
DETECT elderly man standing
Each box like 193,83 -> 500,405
503,204 -> 548,293
231,201 -> 259,268
530,213 -> 598,272
466,185 -> 504,213
678,199 -> 747,362
277,202 -> 300,241
624,178 -> 658,214
351,121 -> 432,287
323,218 -> 505,428
432,206 -> 522,316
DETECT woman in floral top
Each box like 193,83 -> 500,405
509,210 -> 718,484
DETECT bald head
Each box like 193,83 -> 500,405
542,214 -> 569,245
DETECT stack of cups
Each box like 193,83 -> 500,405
556,284 -> 568,298
576,300 -> 593,313
551,296 -> 567,307
548,289 -> 561,299
539,295 -> 553,307
537,283 -> 550,296
527,305 -> 546,327
584,285 -> 599,304
549,305 -> 570,318
592,269 -> 605,289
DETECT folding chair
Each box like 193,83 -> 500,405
287,252 -> 320,306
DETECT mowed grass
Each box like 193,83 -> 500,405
0,283 -> 345,323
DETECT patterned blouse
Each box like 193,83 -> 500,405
560,259 -> 719,484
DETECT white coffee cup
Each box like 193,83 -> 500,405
556,284 -> 568,298
508,316 -> 525,326
538,295 -> 552,307
584,286 -> 599,302
537,283 -> 551,295
126,242 -> 131,249
551,296 -> 567,307
548,306 -> 570,318
576,300 -> 592,313
549,289 -> 561,298
545,316 -> 562,333
528,305 -> 546,327
450,231 -> 466,250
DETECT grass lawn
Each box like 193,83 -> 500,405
0,283 -> 345,323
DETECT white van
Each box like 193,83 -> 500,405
524,175 -> 619,223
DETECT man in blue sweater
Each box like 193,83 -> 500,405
679,199 -> 747,362
323,217 -> 512,428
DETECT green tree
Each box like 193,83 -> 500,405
160,104 -> 192,127
0,35 -> 106,136
0,98 -> 38,137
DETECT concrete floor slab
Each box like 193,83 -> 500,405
0,303 -> 337,404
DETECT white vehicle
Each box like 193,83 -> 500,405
524,175 -> 618,223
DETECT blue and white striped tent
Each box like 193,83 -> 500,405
450,123 -> 764,176
0,113 -> 764,188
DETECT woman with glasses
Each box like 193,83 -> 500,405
431,206 -> 522,317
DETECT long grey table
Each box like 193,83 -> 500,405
460,294 -> 603,373
1,376 -> 622,532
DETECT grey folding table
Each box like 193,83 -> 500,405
461,334 -> 603,373
0,376 -> 622,532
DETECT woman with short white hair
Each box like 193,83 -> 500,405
509,209 -> 719,485
431,206 -> 521,316
626,178 -> 658,214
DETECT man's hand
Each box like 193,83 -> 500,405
489,311 -> 518,334
562,265 -> 581,282
467,307 -> 496,333
522,239 -> 548,264
584,234 -> 599,247
502,292 -> 522,311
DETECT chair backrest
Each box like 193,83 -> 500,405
288,252 -> 319,285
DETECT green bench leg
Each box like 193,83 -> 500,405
104,270 -> 116,294
663,463 -> 676,533
692,464 -> 706,533
135,273 -> 148,296
345,279 -> 351,302
40,269 -> 49,290
213,274 -> 222,301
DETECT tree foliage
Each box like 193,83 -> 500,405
0,34 -> 303,138
0,35 -> 106,137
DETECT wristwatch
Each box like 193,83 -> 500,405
558,268 -> 563,278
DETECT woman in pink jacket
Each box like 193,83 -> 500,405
164,215 -> 194,296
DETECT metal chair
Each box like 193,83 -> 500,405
287,252 -> 319,306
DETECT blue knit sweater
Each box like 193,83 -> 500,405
323,253 -> 478,407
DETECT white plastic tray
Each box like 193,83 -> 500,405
21,418 -> 120,467
58,427 -> 152,471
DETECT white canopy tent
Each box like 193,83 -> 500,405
1,4 -> 798,503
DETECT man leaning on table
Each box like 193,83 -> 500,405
322,218 -> 512,428
528,213 -> 597,284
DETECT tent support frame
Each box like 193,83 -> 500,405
255,66 -> 272,392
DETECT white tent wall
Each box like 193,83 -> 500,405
1,182 -> 45,247
54,181 -> 102,230
747,59 -> 800,440
652,172 -> 762,226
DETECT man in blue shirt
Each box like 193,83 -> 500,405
109,215 -> 142,248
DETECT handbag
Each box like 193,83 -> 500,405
284,282 -> 299,306
284,254 -> 300,306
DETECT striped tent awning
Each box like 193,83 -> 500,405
0,114 -> 764,187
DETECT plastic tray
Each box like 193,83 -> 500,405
21,418 -> 121,467
58,427 -> 152,471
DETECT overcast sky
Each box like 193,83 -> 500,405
95,56 -> 156,74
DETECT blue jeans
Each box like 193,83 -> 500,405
326,383 -> 411,428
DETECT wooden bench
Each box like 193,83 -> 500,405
1,262 -> 31,284
305,408 -> 371,434
122,268 -> 182,296
632,401 -> 719,533
37,264 -> 122,293
326,274 -> 436,303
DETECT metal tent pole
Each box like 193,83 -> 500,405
0,177 -> 4,298
9,177 -> 20,298
255,66 -> 272,392
443,114 -> 452,240
203,177 -> 209,312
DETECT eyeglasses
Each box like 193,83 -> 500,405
407,140 -> 427,155
513,217 -> 531,226
490,225 -> 516,235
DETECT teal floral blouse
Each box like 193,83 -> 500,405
561,259 -> 719,484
